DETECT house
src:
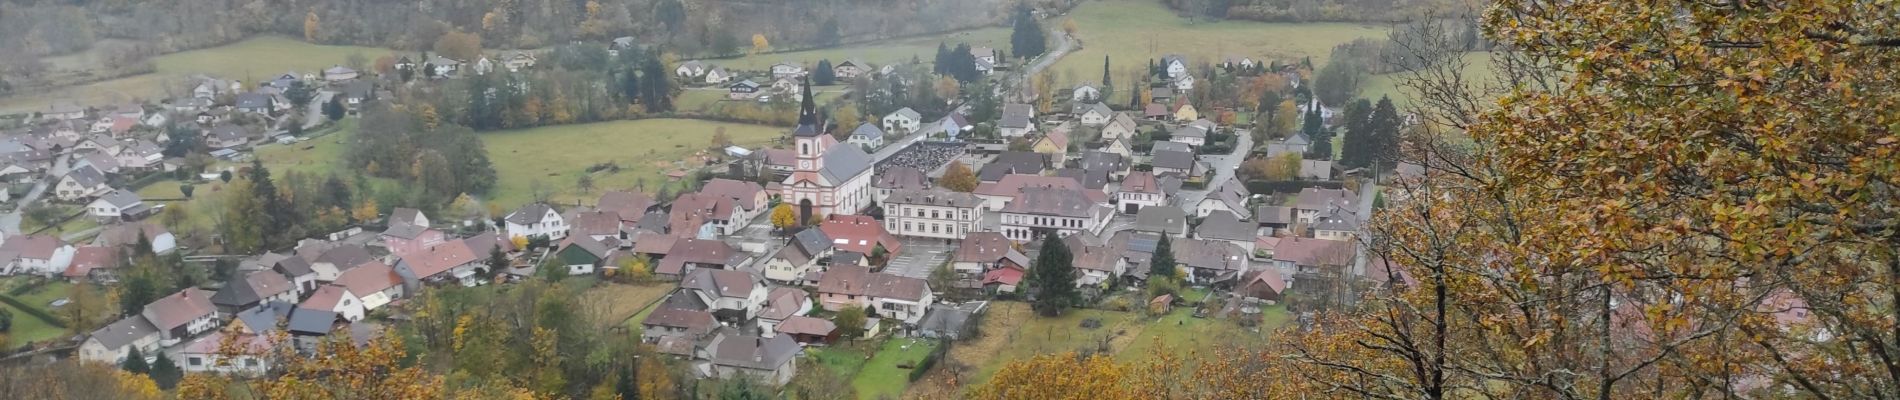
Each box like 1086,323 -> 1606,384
300,284 -> 366,322
972,173 -> 1109,211
882,107 -> 922,134
762,229 -> 832,284
926,113 -> 974,139
1310,208 -> 1362,241
1072,83 -> 1102,102
1221,56 -> 1258,69
1255,205 -> 1295,236
1150,148 -> 1198,178
426,56 -> 463,77
265,254 -> 321,293
142,288 -> 220,346
1269,237 -> 1356,287
1173,103 -> 1199,122
207,124 -> 251,149
669,193 -> 740,239
848,122 -> 885,149
1066,233 -> 1128,288
998,187 -> 1114,242
775,316 -> 838,344
818,214 -> 903,263
339,81 -> 375,111
971,46 -> 997,64
235,93 -> 276,114
704,67 -> 734,84
323,65 -> 359,82
227,301 -> 293,335
1161,55 -> 1189,79
1143,103 -> 1169,120
284,308 -> 343,351
44,101 -> 87,121
55,165 -> 110,201
1054,167 -> 1109,191
977,151 -> 1048,182
771,62 -> 806,79
94,222 -> 176,255
1294,187 -> 1358,224
1171,238 -> 1251,284
1300,159 -> 1334,180
0,235 -> 76,276
1077,102 -> 1113,126
873,166 -> 931,202
61,246 -> 121,283
693,328 -> 802,386
641,296 -> 717,344
770,77 -> 800,94
680,268 -> 770,323
387,207 -> 429,229
392,239 -> 483,288
999,103 -> 1037,137
179,333 -> 274,375
470,56 -> 498,75
833,59 -> 869,79
883,189 -> 984,240
506,203 -> 568,240
79,316 -> 160,364
1101,112 -> 1139,141
728,80 -> 762,100
758,287 -> 813,336
1172,74 -> 1196,92
501,51 -> 537,71
816,265 -> 935,325
114,140 -> 163,170
1195,210 -> 1258,253
1103,136 -> 1134,159
210,270 -> 300,315
554,235 -> 620,275
596,190 -> 658,223
1265,132 -> 1313,159
380,225 -> 446,257
1196,179 -> 1252,219
88,189 -> 152,222
654,239 -> 750,279
1171,125 -> 1207,147
334,261 -> 405,311
1151,87 -> 1176,103
952,232 -> 1030,288
1133,205 -> 1189,238
1032,129 -> 1070,159
1117,171 -> 1167,214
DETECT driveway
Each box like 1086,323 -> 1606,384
1175,129 -> 1253,208
885,238 -> 955,279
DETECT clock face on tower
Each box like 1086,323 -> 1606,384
799,160 -> 812,170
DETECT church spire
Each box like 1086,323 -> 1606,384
797,76 -> 817,126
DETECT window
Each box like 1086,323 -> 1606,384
189,357 -> 203,366
245,358 -> 259,367
931,210 -> 940,219
343,299 -> 351,306
801,143 -> 810,155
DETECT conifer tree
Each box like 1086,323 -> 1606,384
1030,236 -> 1078,317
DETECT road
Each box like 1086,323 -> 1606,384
302,91 -> 335,131
0,153 -> 68,235
1174,129 -> 1254,209
1023,28 -> 1075,77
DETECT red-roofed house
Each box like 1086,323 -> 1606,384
62,246 -> 121,283
973,173 -> 1108,211
334,261 -> 405,311
0,234 -> 76,276
393,240 -> 483,288
669,192 -> 740,239
654,239 -> 751,280
775,316 -> 838,344
816,265 -> 934,325
299,284 -> 365,322
817,215 -> 901,265
179,332 -> 275,375
142,288 -> 220,346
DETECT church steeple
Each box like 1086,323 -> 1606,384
793,76 -> 824,137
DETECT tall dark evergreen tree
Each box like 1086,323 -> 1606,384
1149,235 -> 1176,279
950,43 -> 978,82
122,347 -> 150,374
1101,55 -> 1114,102
1009,4 -> 1047,59
1030,236 -> 1079,317
1367,96 -> 1403,168
620,67 -> 642,103
639,57 -> 673,112
813,59 -> 836,85
1337,99 -> 1375,168
1303,107 -> 1332,160
933,42 -> 951,76
248,159 -> 292,247
150,352 -> 182,389
322,96 -> 345,121
487,247 -> 508,279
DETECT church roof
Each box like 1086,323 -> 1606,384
819,143 -> 873,183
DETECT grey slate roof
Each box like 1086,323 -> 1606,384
234,301 -> 294,334
507,203 -> 556,225
1255,206 -> 1294,225
1054,168 -> 1108,190
235,93 -> 272,109
1172,125 -> 1207,139
1134,206 -> 1188,235
818,144 -> 873,183
381,223 -> 428,239
1003,187 -> 1102,219
874,166 -> 930,190
885,189 -> 983,208
89,316 -> 158,350
275,254 -> 316,277
979,151 -> 1045,181
287,309 -> 338,335
1195,210 -> 1255,242
1152,141 -> 1192,154
701,328 -> 802,371
96,189 -> 142,208
1080,151 -> 1124,173
851,122 -> 884,140
791,228 -> 832,256
1151,149 -> 1196,170
889,107 -> 921,120
64,165 -> 106,188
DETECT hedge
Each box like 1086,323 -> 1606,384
1244,179 -> 1344,196
0,293 -> 68,329
6,277 -> 48,296
907,339 -> 952,382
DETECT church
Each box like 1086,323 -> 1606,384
781,79 -> 875,223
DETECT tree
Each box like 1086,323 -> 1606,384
750,34 -> 769,55
218,170 -> 232,183
148,352 -> 181,389
434,30 -> 483,61
1101,55 -> 1114,101
122,347 -> 150,374
639,57 -> 673,113
835,305 -> 866,338
1029,236 -> 1077,316
576,173 -> 595,194
712,30 -> 741,56
303,11 -> 320,42
323,96 -> 345,121
1301,107 -> 1329,159
486,246 -> 509,279
1009,4 -> 1047,59
940,161 -> 978,192
929,261 -> 958,300
971,352 -> 1168,399
1336,99 -> 1375,168
285,80 -> 315,109
813,59 -> 836,85
1149,235 -> 1176,279
2,361 -> 165,400
1062,19 -> 1078,35
769,203 -> 797,231
1312,59 -> 1363,107
1365,95 -> 1402,168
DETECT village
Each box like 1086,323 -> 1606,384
0,2 -> 1417,396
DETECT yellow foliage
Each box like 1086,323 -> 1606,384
751,34 -> 770,55
770,203 -> 798,229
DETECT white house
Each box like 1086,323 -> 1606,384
1117,171 -> 1167,214
1196,180 -> 1252,219
704,67 -> 734,84
55,165 -> 111,201
694,329 -> 802,386
882,107 -> 922,135
762,229 -> 832,284
1077,103 -> 1113,126
1171,125 -> 1207,147
300,284 -> 365,322
1162,55 -> 1189,79
505,203 -> 568,240
179,333 -> 274,376
816,265 -> 935,325
770,62 -> 806,79
847,122 -> 885,149
0,235 -> 76,276
142,288 -> 220,347
87,189 -> 151,222
997,187 -> 1113,242
676,60 -> 709,78
883,189 -> 984,240
999,104 -> 1037,138
680,268 -> 770,322
78,316 -> 160,364
1072,84 -> 1102,102
334,261 -> 405,311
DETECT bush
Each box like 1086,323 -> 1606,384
1102,296 -> 1134,312
907,340 -> 950,382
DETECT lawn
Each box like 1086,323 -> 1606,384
711,28 -> 1011,71
809,344 -> 873,377
853,337 -> 942,400
0,302 -> 64,347
579,283 -> 675,328
1048,0 -> 1388,90
2,36 -> 399,114
247,118 -> 360,177
1360,51 -> 1500,110
1117,304 -> 1291,365
957,302 -> 1146,384
480,118 -> 784,208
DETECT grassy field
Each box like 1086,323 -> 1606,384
2,36 -> 399,114
1360,51 -> 1501,110
581,283 -> 675,328
929,300 -> 1291,391
711,28 -> 1011,71
854,338 -> 941,399
1049,0 -> 1387,89
248,119 -> 360,177
480,119 -> 784,208
0,278 -> 78,348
